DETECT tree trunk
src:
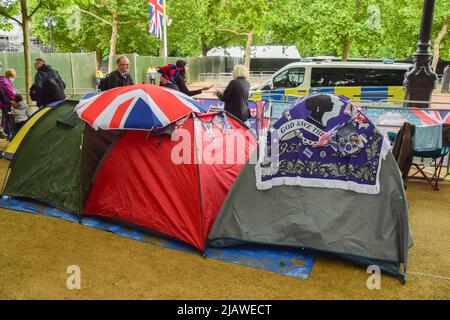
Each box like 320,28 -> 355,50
108,13 -> 119,73
244,30 -> 254,71
341,0 -> 360,62
201,43 -> 209,57
96,50 -> 103,70
20,0 -> 31,104
432,16 -> 449,71
342,36 -> 350,61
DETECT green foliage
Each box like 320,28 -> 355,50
1,0 -> 448,61
30,0 -> 161,57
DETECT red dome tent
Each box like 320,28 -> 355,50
84,112 -> 256,251
3,85 -> 256,253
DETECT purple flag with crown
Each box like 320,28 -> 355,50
255,94 -> 390,194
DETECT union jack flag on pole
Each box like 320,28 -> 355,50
148,0 -> 164,39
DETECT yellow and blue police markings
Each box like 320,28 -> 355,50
388,86 -> 406,102
334,87 -> 361,101
250,86 -> 405,104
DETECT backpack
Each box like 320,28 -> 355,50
98,74 -> 111,92
30,83 -> 39,102
43,70 -> 66,101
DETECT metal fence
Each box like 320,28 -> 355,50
198,71 -> 275,85
0,52 -> 97,95
0,53 -> 284,96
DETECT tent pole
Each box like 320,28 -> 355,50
1,166 -> 11,195
192,113 -> 207,257
77,128 -> 85,222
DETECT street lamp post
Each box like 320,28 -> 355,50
43,14 -> 57,53
404,0 -> 438,108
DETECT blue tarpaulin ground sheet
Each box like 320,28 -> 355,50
0,196 -> 315,279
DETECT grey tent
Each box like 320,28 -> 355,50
208,94 -> 412,282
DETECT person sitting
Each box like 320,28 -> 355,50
157,65 -> 181,91
215,64 -> 251,122
104,56 -> 134,90
160,76 -> 180,91
174,60 -> 212,96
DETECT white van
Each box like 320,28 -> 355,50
250,60 -> 411,104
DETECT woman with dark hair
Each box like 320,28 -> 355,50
174,60 -> 212,96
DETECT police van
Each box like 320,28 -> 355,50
250,60 -> 411,104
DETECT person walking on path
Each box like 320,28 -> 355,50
147,65 -> 158,85
30,58 -> 66,108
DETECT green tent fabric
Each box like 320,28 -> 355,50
2,98 -> 123,215
3,100 -> 84,213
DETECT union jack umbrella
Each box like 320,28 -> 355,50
75,84 -> 209,130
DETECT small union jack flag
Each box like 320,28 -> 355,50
148,0 -> 164,39
411,109 -> 450,125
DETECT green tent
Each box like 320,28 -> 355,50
2,98 -> 121,215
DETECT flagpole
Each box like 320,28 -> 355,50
163,0 -> 168,59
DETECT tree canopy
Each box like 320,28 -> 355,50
0,0 -> 448,62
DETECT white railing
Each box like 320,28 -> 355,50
199,71 -> 275,83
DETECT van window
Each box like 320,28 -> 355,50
273,68 -> 305,89
311,68 -> 356,87
355,68 -> 406,86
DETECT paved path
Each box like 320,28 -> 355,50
431,94 -> 450,109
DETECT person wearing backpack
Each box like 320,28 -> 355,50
99,56 -> 134,92
30,58 -> 66,108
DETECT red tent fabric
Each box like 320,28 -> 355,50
84,112 -> 256,251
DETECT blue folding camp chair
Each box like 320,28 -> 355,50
406,136 -> 450,191
387,131 -> 397,146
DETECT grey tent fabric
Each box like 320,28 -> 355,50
208,151 -> 412,281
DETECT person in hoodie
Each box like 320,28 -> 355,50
0,69 -> 18,140
30,58 -> 66,108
